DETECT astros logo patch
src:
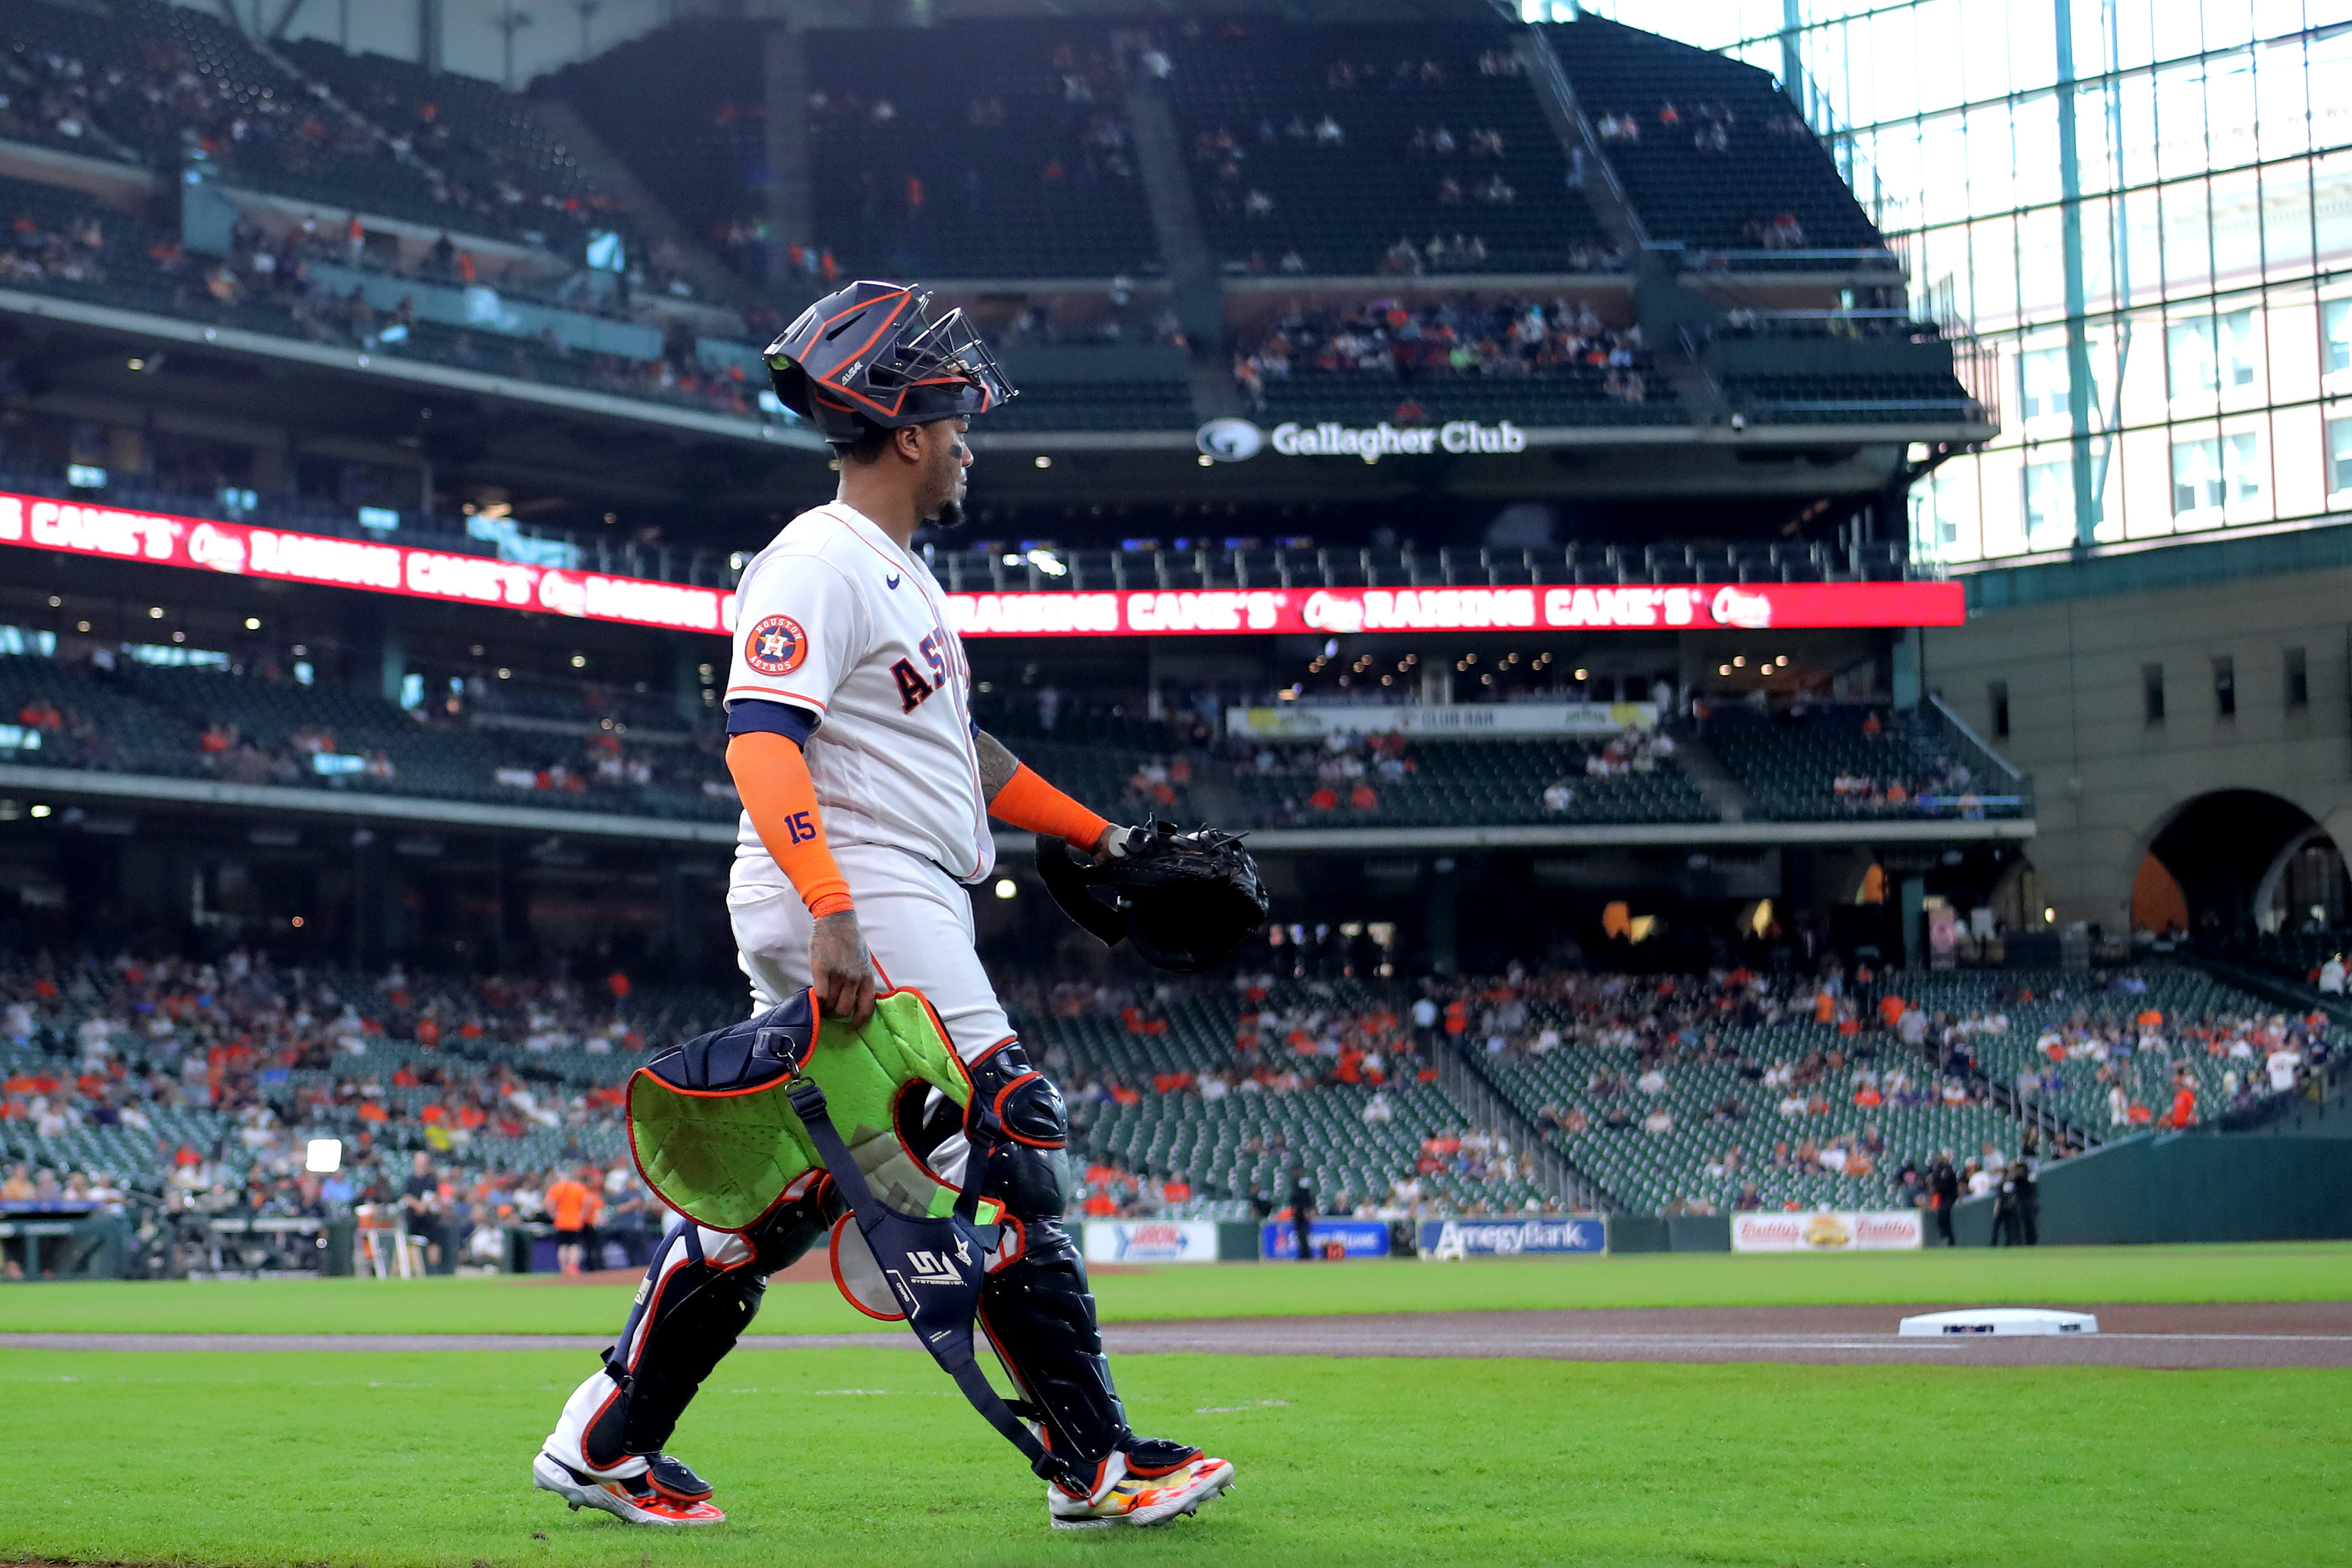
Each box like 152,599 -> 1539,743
744,614 -> 807,677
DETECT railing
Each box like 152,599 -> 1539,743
1438,1039 -> 1613,1211
933,537 -> 1923,595
1924,693 -> 2029,799
1678,247 -> 1905,273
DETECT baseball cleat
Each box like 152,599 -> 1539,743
1047,1455 -> 1234,1530
532,1452 -> 725,1526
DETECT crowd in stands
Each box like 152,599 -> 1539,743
0,179 -> 764,422
4,652 -> 736,822
0,199 -> 107,288
3,937 -> 2340,1276
4,11 -> 625,252
1232,730 -> 1415,822
1231,295 -> 1650,409
1542,725 -> 1675,812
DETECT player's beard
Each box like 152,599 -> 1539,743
932,498 -> 966,530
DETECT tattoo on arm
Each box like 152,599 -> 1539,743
975,729 -> 1021,802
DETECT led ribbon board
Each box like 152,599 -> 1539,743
943,581 -> 1965,637
0,492 -> 734,634
0,491 -> 1964,638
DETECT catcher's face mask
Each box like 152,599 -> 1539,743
764,280 -> 1016,443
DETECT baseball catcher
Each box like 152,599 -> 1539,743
531,281 -> 1253,1533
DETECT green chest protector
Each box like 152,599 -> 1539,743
625,986 -> 1074,1493
627,987 -> 984,1232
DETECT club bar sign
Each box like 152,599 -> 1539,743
1198,417 -> 1524,465
0,490 -> 735,634
946,580 -> 1963,637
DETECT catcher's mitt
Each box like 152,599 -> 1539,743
1035,819 -> 1270,973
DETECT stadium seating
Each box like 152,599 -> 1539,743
1251,367 -> 1679,428
0,654 -> 736,823
1720,372 -> 1979,423
1163,22 -> 1614,277
553,21 -> 1161,283
0,173 -> 757,422
540,19 -> 768,278
1543,16 -> 1883,253
986,380 -> 1195,433
1863,967 -> 2327,1135
1483,1026 -> 2019,1214
279,40 -> 630,260
0,0 -> 481,234
1699,705 -> 2023,821
803,24 -> 1159,280
1081,1082 -> 1543,1215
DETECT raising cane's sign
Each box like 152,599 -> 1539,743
0,490 -> 1964,639
943,581 -> 1963,637
0,492 -> 734,634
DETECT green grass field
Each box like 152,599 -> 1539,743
5,1347 -> 2347,1567
7,1242 -> 2350,1336
5,1244 -> 2348,1566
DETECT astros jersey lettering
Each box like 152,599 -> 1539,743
725,501 -> 993,883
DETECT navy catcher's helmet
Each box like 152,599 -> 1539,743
764,280 -> 1016,444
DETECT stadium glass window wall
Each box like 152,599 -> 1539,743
1573,0 -> 2352,563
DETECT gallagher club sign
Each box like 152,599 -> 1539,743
1197,417 -> 1525,465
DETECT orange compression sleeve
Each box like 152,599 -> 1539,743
988,762 -> 1113,849
726,731 -> 854,918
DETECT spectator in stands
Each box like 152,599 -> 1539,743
1286,1165 -> 1316,1261
1927,1150 -> 1960,1245
400,1151 -> 444,1268
543,1164 -> 601,1276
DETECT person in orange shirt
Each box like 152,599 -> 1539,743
544,1167 -> 603,1276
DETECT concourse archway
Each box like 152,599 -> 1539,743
2139,789 -> 2336,938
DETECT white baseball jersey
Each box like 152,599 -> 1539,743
723,500 -> 994,884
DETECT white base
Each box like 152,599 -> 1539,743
1899,1307 -> 2098,1337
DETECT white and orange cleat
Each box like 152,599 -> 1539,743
532,1451 -> 726,1526
1047,1454 -> 1235,1530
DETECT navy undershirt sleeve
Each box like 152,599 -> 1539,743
725,698 -> 820,746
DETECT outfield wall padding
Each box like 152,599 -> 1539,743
1606,1215 -> 1731,1252
1952,1132 -> 2352,1245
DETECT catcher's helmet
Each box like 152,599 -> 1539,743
764,280 -> 1016,444
1035,822 -> 1271,974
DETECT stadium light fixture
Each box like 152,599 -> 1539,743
1574,668 -> 1589,680
148,605 -> 165,619
47,596 -> 59,608
1034,455 -> 1053,469
291,916 -> 305,928
1733,656 -> 1745,667
570,654 -> 587,669
993,878 -> 1018,900
1026,548 -> 1067,576
305,1138 -> 343,1174
28,805 -> 50,819
244,617 -> 261,630
75,621 -> 90,633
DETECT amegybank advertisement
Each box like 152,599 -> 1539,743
1730,1211 -> 1924,1252
1420,1216 -> 1605,1259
